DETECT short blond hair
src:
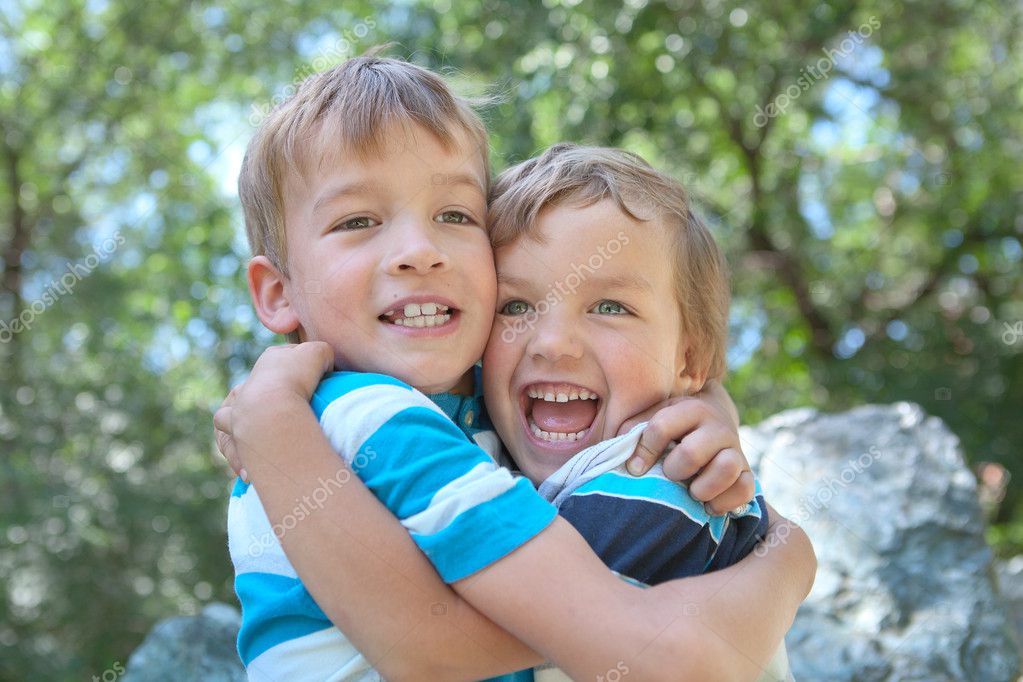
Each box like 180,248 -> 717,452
489,143 -> 730,381
239,51 -> 490,273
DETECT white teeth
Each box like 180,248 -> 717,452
393,314 -> 450,327
525,386 -> 599,402
528,419 -> 588,442
389,302 -> 449,322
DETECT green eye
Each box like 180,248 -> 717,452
593,300 -> 626,315
336,216 -> 376,230
500,300 -> 531,315
437,211 -> 470,224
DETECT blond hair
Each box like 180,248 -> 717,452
489,143 -> 730,381
239,51 -> 490,274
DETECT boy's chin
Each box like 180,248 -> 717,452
396,365 -> 476,395
517,447 -> 580,484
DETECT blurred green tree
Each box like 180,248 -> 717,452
0,0 -> 1020,679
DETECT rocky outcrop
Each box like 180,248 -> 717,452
742,402 -> 1020,681
996,555 -> 1023,645
123,602 -> 244,681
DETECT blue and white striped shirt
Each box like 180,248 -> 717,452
228,369 -> 555,681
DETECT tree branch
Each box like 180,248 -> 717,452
691,66 -> 837,354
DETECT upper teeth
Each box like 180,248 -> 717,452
526,386 -> 598,402
383,302 -> 452,327
398,302 -> 447,317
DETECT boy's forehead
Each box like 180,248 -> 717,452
495,201 -> 675,291
525,197 -> 666,242
296,120 -> 486,190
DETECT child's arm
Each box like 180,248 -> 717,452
218,344 -> 543,680
218,344 -> 816,680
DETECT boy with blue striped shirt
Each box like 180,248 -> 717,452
219,53 -> 814,681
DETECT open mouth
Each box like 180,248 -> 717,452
380,302 -> 455,328
522,382 -> 601,444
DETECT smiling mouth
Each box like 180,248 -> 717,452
523,382 -> 600,443
380,302 -> 454,328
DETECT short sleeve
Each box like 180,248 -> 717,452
310,372 -> 558,582
557,468 -> 769,584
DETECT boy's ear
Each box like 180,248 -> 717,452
248,255 -> 301,336
673,348 -> 708,397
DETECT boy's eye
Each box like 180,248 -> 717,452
499,300 -> 532,316
334,216 -> 378,231
436,210 -> 472,225
591,300 -> 627,315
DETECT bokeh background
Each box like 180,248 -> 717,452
1,0 -> 1020,678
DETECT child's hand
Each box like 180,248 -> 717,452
213,342 -> 334,481
617,384 -> 754,515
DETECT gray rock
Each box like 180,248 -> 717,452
742,402 -> 1020,682
123,602 -> 245,682
996,556 -> 1023,646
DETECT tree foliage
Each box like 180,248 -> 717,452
1,1 -> 1020,678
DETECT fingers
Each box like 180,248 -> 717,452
306,340 -> 336,373
249,342 -> 334,400
685,447 -> 748,501
212,403 -> 231,435
296,340 -> 336,387
617,395 -> 688,437
213,404 -> 247,481
626,403 -> 702,475
659,421 -> 737,481
618,406 -> 659,438
701,470 -> 756,515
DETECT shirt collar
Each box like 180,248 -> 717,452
425,364 -> 491,435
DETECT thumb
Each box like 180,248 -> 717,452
625,437 -> 660,476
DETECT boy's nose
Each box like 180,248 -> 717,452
526,314 -> 584,363
386,220 -> 450,275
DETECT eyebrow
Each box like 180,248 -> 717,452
497,272 -> 654,294
596,273 -> 654,294
310,172 -> 485,216
311,181 -> 377,215
433,171 -> 486,195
